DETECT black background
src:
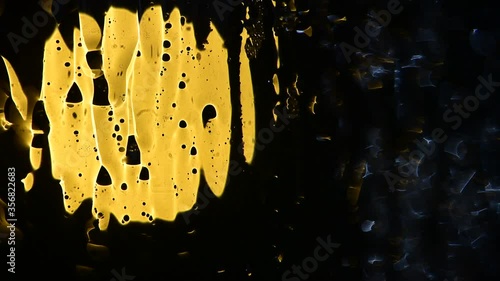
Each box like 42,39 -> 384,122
1,0 -> 500,280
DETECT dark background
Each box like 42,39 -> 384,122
1,0 -> 500,280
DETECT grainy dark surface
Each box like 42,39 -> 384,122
1,0 -> 500,280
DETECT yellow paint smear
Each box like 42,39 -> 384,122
22,172 -> 34,192
1,56 -> 32,147
25,5 -> 256,229
240,28 -> 255,164
1,57 -> 28,120
29,145 -> 42,170
79,13 -> 102,51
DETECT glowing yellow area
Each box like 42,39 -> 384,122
0,78 -> 10,132
22,172 -> 35,192
240,28 -> 255,164
1,57 -> 28,120
272,101 -> 281,123
1,56 -> 32,147
79,13 -> 102,51
273,30 -> 279,69
309,96 -> 317,115
291,74 -> 299,96
31,6 -> 255,229
102,7 -> 139,107
272,73 -> 280,123
297,26 -> 313,37
39,24 -> 100,216
29,146 -> 42,170
272,73 -> 279,95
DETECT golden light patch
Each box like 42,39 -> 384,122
4,5 -> 256,230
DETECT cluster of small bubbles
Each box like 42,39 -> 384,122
140,211 -> 154,222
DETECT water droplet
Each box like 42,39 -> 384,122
361,220 -> 375,232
